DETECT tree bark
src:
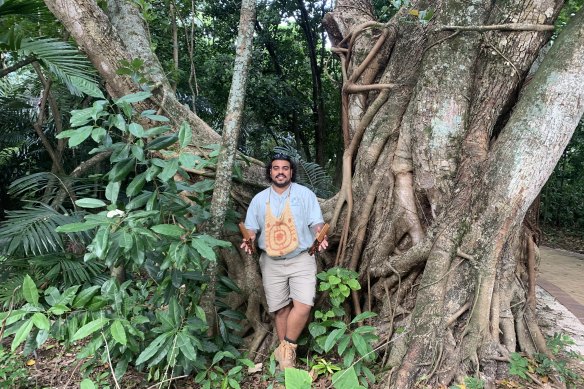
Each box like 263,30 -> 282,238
204,0 -> 256,335
44,0 -> 217,145
323,0 -> 584,386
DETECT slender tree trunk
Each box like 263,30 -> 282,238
203,0 -> 257,334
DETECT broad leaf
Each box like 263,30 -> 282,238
110,320 -> 127,346
135,333 -> 171,365
11,319 -> 34,352
75,198 -> 106,208
284,368 -> 312,389
71,317 -> 109,342
22,274 -> 39,305
151,224 -> 184,237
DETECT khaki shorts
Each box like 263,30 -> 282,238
259,251 -> 317,312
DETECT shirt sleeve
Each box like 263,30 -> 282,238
306,190 -> 324,227
244,195 -> 261,233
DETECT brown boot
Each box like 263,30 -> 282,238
273,339 -> 297,370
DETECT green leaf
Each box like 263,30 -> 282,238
109,158 -> 135,182
72,286 -> 101,308
145,134 -> 178,150
179,153 -> 197,168
126,172 -> 146,197
324,327 -> 346,353
351,332 -> 370,357
110,320 -> 127,346
178,121 -> 192,148
31,313 -> 50,330
105,181 -> 121,203
192,238 -> 216,261
80,378 -> 97,389
56,222 -> 98,233
11,319 -> 34,352
337,334 -> 351,356
135,333 -> 171,365
75,198 -> 107,208
328,275 -> 341,285
68,125 -> 93,147
347,278 -> 361,290
91,127 -> 107,143
22,274 -> 39,305
284,368 -> 312,389
177,332 -> 198,362
115,91 -> 152,104
131,144 -> 145,161
71,317 -> 109,342
158,158 -> 179,182
350,311 -> 377,324
128,123 -> 146,138
141,112 -> 170,122
308,322 -> 326,338
151,224 -> 184,237
331,366 -> 365,389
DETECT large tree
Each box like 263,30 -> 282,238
42,0 -> 584,387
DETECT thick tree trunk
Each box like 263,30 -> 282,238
323,0 -> 584,386
44,0 -> 217,145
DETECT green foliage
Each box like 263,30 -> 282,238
0,88 -> 249,386
0,345 -> 28,388
540,119 -> 584,235
194,351 -> 254,389
284,367 -> 312,389
449,376 -> 484,389
308,267 -> 378,388
508,334 -> 584,387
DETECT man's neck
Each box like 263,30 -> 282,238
271,183 -> 291,195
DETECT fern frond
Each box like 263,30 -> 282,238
0,202 -> 89,256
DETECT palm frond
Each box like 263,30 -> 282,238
0,0 -> 47,18
18,37 -> 100,97
273,145 -> 335,198
8,172 -> 102,201
28,254 -> 106,286
0,201 -> 89,256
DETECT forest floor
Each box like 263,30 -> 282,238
4,231 -> 584,388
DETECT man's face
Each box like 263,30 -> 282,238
270,159 -> 292,188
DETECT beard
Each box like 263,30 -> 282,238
272,175 -> 291,188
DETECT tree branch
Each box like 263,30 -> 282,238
437,23 -> 554,32
0,57 -> 36,78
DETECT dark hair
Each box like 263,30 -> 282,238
265,153 -> 297,182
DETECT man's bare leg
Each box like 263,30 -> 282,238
274,300 -> 312,341
274,303 -> 292,341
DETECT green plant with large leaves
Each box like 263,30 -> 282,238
0,87 -> 251,384
308,267 -> 378,388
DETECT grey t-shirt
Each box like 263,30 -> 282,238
244,183 -> 324,259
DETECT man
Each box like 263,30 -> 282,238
240,152 -> 328,370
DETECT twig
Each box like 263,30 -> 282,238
0,286 -> 20,340
145,375 -> 189,389
102,333 -> 122,389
